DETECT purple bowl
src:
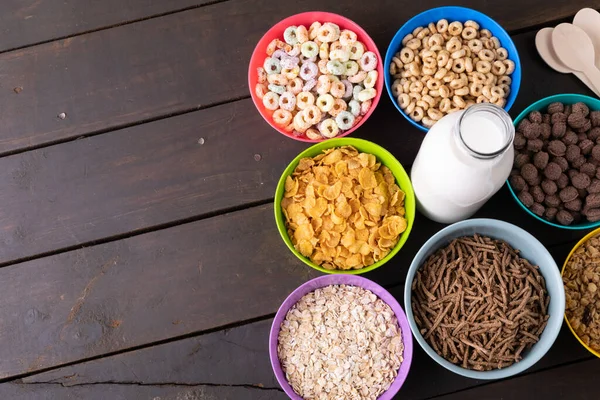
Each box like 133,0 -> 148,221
269,275 -> 413,399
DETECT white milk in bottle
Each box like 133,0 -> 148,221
411,103 -> 515,224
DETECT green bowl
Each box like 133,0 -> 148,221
507,93 -> 600,230
274,138 -> 416,274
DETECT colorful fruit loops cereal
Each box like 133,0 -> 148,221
281,146 -> 408,270
389,19 -> 515,128
256,22 -> 379,139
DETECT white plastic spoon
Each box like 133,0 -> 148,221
574,8 -> 600,69
552,23 -> 600,96
535,28 -> 600,96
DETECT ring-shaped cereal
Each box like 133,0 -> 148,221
397,93 -> 411,109
255,83 -> 268,99
482,85 -> 493,99
428,22 -> 437,34
454,87 -> 469,96
330,48 -> 350,62
446,37 -> 462,52
452,95 -> 466,109
339,29 -> 357,46
296,91 -> 315,110
348,99 -> 361,116
471,72 -> 486,84
268,84 -> 285,95
329,98 -> 347,117
468,39 -> 483,54
422,116 -> 435,128
284,26 -> 299,45
436,19 -> 449,33
451,49 -> 466,60
308,22 -> 322,40
392,56 -> 404,69
263,57 -> 281,74
491,86 -> 505,99
498,83 -> 510,96
408,61 -> 421,77
494,97 -> 506,108
412,26 -> 423,36
469,82 -> 483,97
439,98 -> 452,112
287,77 -> 303,94
405,101 -> 416,114
406,38 -> 421,50
305,128 -> 322,140
426,78 -> 442,90
316,75 -> 332,95
359,51 -> 377,72
352,84 -> 364,100
324,22 -> 341,40
360,99 -> 372,116
449,78 -> 464,90
423,57 -> 436,69
302,78 -> 317,92
287,44 -> 301,57
490,37 -> 501,49
498,75 -> 512,85
280,55 -> 299,70
479,49 -> 495,62
475,60 -> 492,74
293,112 -> 311,133
474,95 -> 486,104
400,48 -> 415,64
483,38 -> 495,50
409,81 -> 424,93
296,25 -> 308,44
408,92 -> 421,103
330,41 -> 343,52
283,122 -> 294,132
504,59 -> 516,75
357,88 -> 376,102
448,21 -> 463,36
416,99 -> 430,110
300,41 -> 319,58
262,92 -> 279,110
427,107 -> 444,121
461,27 -> 477,40
257,67 -> 267,83
348,70 -> 367,83
335,111 -> 355,130
341,80 -> 353,100
390,62 -> 397,76
479,29 -> 492,38
410,106 -> 425,122
319,118 -> 339,138
316,94 -> 335,112
267,73 -> 288,86
316,25 -> 336,43
464,20 -> 480,30
302,105 -> 322,125
421,94 -> 435,107
428,33 -> 444,48
401,33 -> 414,46
348,42 -> 365,60
433,67 -> 447,80
326,60 -> 346,75
330,81 -> 346,98
299,61 -> 318,80
364,70 -> 378,89
416,27 -> 430,39
319,42 -> 329,60
272,109 -> 292,126
439,85 -> 450,98
452,58 -> 466,73
495,48 -> 508,61
491,60 -> 507,76
422,66 -> 436,76
422,49 -> 436,59
279,91 -> 297,111
282,66 -> 300,80
485,72 -> 497,86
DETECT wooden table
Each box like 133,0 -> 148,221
0,1 -> 599,399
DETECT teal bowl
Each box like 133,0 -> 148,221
404,219 -> 565,380
507,94 -> 600,230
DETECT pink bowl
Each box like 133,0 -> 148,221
248,12 -> 384,142
269,275 -> 413,399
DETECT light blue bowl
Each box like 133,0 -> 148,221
508,93 -> 600,230
384,6 -> 522,132
404,219 -> 565,380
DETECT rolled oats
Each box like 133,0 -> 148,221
277,284 -> 404,399
564,234 -> 600,351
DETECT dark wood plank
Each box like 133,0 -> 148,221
433,358 -> 600,400
0,0 -> 207,52
0,203 -> 318,379
0,383 -> 286,400
0,30 -> 595,267
0,0 -> 596,154
22,320 -> 280,388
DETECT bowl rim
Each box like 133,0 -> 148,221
269,274 -> 414,399
273,137 -> 416,274
248,11 -> 384,142
403,218 -> 566,379
383,5 -> 522,132
506,93 -> 600,230
560,226 -> 600,358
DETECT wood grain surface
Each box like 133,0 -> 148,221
0,1 -> 597,154
0,30 -> 595,267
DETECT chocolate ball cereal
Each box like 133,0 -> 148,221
530,202 -> 545,216
552,121 -> 567,138
581,162 -> 597,177
545,207 -> 558,221
531,185 -> 545,203
527,139 -> 544,152
533,152 -> 548,169
586,193 -> 600,209
572,102 -> 590,117
541,179 -> 558,195
510,175 -> 528,192
565,198 -> 583,212
591,110 -> 600,127
543,162 -> 561,180
556,209 -> 574,225
518,191 -> 534,207
514,133 -> 526,149
572,173 -> 591,190
548,140 -> 566,156
560,186 -> 579,203
580,139 -> 594,155
545,194 -> 561,208
515,153 -> 531,168
557,173 -> 569,189
589,179 -> 600,194
547,102 -> 564,114
563,130 -> 579,145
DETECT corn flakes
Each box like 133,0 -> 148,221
282,146 -> 408,270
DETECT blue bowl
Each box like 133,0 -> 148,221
404,219 -> 565,380
507,93 -> 600,230
384,6 -> 522,132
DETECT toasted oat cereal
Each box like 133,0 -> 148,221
278,284 -> 404,399
564,234 -> 600,352
281,145 -> 408,270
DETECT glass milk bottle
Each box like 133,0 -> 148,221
411,103 -> 515,224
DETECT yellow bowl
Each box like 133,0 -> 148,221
561,227 -> 600,358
